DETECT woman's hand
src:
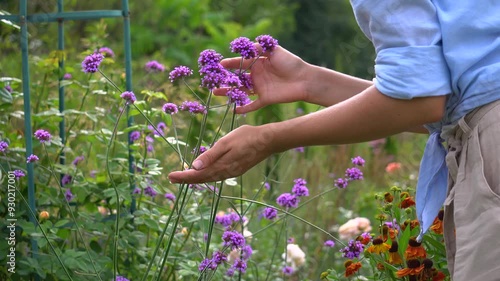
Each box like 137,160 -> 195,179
214,46 -> 310,114
168,125 -> 275,184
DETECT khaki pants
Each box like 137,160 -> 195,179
443,99 -> 500,281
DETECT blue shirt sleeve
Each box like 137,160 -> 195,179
350,0 -> 452,99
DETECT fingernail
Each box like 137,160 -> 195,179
192,160 -> 203,170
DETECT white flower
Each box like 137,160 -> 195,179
282,244 -> 306,269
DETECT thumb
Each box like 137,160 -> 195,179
191,143 -> 224,170
235,99 -> 264,114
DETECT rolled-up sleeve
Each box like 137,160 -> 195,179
351,0 -> 452,99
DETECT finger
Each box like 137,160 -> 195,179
168,144 -> 228,183
235,99 -> 264,114
213,87 -> 230,96
220,57 -> 265,70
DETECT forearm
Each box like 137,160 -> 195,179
268,85 -> 445,151
303,64 -> 373,107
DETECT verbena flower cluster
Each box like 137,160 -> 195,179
168,65 -> 193,82
145,60 -> 165,73
34,129 -> 52,143
81,52 -> 104,73
0,140 -> 8,152
334,155 -> 365,188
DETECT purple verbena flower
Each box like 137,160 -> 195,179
230,37 -> 258,59
26,154 -> 39,163
157,122 -> 167,132
133,187 -> 141,194
256,34 -> 279,53
292,184 -> 309,197
62,174 -> 72,186
72,155 -> 84,166
200,64 -> 228,90
198,49 -> 223,66
264,182 -> 270,190
351,156 -> 366,166
262,207 -> 278,220
294,146 -> 305,153
115,276 -> 130,281
241,245 -> 253,260
345,167 -> 363,181
63,73 -> 72,80
165,193 -> 176,202
324,240 -> 335,247
212,251 -> 227,265
340,239 -> 364,259
224,73 -> 242,87
169,65 -> 193,82
226,88 -> 250,106
99,47 -> 115,58
0,141 -> 9,152
34,129 -> 51,143
287,237 -> 295,243
198,258 -> 214,272
130,131 -> 141,142
144,186 -> 157,197
276,193 -> 299,209
222,230 -> 245,249
5,85 -> 12,93
13,170 -> 25,179
179,101 -> 206,114
82,52 -> 104,73
120,91 -> 136,104
232,259 -> 247,273
90,170 -> 97,178
334,178 -> 349,189
145,60 -> 165,73
283,266 -> 294,276
235,70 -> 253,90
226,268 -> 235,277
215,213 -> 234,228
65,189 -> 74,201
162,103 -> 178,114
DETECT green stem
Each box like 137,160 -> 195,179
105,101 -> 128,280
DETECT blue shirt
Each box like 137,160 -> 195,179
350,0 -> 500,240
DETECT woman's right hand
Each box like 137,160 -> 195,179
214,46 -> 310,114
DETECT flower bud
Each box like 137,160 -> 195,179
39,211 -> 49,220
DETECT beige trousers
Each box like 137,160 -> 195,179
443,99 -> 500,281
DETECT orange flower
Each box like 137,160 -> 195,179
385,162 -> 401,173
384,192 -> 394,203
401,219 -> 420,232
400,196 -> 416,209
382,225 -> 398,242
396,259 -> 424,278
344,260 -> 362,277
419,258 -> 435,281
388,241 -> 403,265
432,270 -> 446,281
430,210 -> 444,235
356,232 -> 372,245
405,237 -> 427,259
367,238 -> 391,254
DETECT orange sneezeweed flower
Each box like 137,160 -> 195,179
400,192 -> 416,209
367,238 -> 391,254
419,258 -> 435,281
344,260 -> 362,277
430,210 -> 444,235
384,192 -> 394,203
356,232 -> 372,245
382,225 -> 398,242
388,241 -> 403,265
396,259 -> 424,279
405,237 -> 427,259
401,219 -> 420,232
432,269 -> 446,281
